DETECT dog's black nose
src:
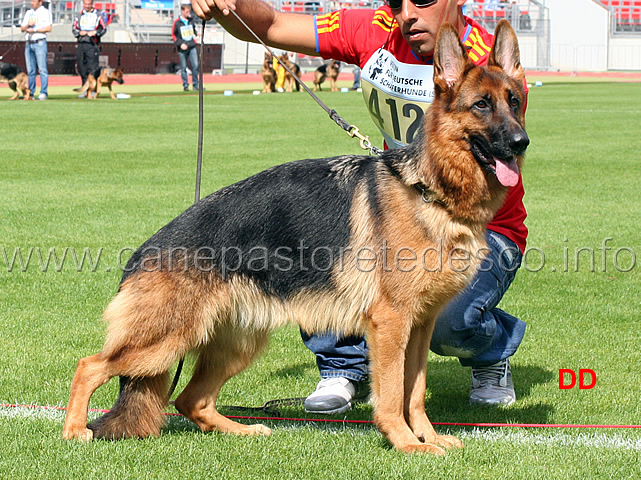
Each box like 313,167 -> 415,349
510,130 -> 529,155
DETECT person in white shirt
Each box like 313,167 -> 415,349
20,0 -> 52,100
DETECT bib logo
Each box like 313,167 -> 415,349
558,369 -> 597,390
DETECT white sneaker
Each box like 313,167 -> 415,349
470,358 -> 516,406
37,93 -> 47,100
304,377 -> 369,415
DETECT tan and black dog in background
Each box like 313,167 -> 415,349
0,61 -> 31,100
260,53 -> 276,93
62,21 -> 528,454
279,53 -> 301,93
75,66 -> 124,99
313,59 -> 341,92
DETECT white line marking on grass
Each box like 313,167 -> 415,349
2,405 -> 640,451
458,428 -> 641,451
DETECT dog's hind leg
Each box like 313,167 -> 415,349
403,324 -> 463,451
62,353 -> 115,441
62,345 -> 174,441
63,271 -> 210,441
174,328 -> 272,436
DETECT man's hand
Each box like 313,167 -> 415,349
191,0 -> 236,20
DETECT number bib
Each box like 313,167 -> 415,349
79,11 -> 99,31
361,49 -> 435,149
180,24 -> 195,41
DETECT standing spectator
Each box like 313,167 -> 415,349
72,0 -> 107,97
172,3 -> 200,92
20,0 -> 52,100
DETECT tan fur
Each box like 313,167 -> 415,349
76,66 -> 124,99
63,21 -> 527,454
313,60 -> 340,92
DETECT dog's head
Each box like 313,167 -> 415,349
431,20 -> 529,190
279,53 -> 292,67
112,67 -> 124,84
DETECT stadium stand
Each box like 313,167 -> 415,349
600,0 -> 641,32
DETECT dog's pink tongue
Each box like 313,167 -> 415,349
495,158 -> 520,187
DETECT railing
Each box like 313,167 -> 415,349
464,1 -> 539,35
610,5 -> 641,33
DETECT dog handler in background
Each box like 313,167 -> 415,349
191,0 -> 528,412
20,0 -> 52,100
72,0 -> 107,96
172,2 -> 201,92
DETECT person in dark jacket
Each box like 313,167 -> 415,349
172,3 -> 200,91
72,0 -> 107,96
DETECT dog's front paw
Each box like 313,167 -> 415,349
245,424 -> 272,436
62,426 -> 94,442
432,433 -> 463,449
397,442 -> 447,455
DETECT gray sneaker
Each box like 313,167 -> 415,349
470,358 -> 515,406
304,377 -> 369,415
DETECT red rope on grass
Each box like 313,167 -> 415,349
2,403 -> 641,429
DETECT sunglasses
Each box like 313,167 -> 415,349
386,0 -> 438,10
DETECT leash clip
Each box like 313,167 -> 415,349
348,126 -> 382,156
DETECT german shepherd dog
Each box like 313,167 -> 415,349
63,20 -> 528,454
279,53 -> 301,93
313,59 -> 341,92
75,66 -> 124,99
260,53 -> 276,93
0,61 -> 30,100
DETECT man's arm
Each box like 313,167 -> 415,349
96,13 -> 107,37
191,0 -> 318,56
72,14 -> 81,37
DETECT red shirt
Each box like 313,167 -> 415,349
315,8 -> 528,252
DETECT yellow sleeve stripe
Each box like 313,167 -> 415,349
372,9 -> 397,32
317,11 -> 341,34
463,26 -> 491,61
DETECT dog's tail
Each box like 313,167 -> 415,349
73,80 -> 91,93
87,373 -> 169,440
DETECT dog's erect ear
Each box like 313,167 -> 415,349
433,23 -> 472,91
488,19 -> 524,83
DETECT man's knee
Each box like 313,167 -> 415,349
429,307 -> 497,359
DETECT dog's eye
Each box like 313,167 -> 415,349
474,99 -> 489,110
509,95 -> 520,109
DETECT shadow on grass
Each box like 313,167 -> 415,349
163,361 -> 557,438
426,360 -> 556,426
268,362 -> 314,380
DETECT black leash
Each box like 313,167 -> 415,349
224,397 -> 306,417
167,20 -> 207,401
228,8 -> 382,155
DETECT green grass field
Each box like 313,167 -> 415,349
1,79 -> 640,479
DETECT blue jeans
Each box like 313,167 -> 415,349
25,40 -> 48,96
178,47 -> 199,89
302,230 -> 526,380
